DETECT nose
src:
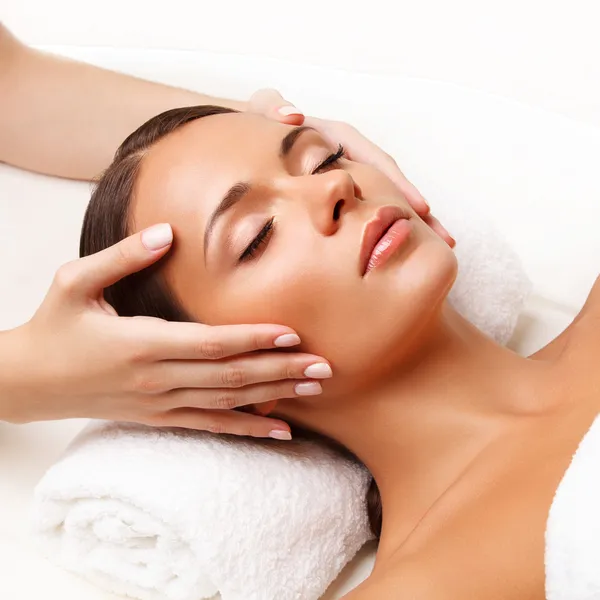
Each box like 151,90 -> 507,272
298,170 -> 362,236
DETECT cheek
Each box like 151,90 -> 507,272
197,208 -> 457,395
208,250 -> 349,329
201,243 -> 370,376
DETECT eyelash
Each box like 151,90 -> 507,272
238,145 -> 347,263
311,144 -> 346,175
239,217 -> 275,262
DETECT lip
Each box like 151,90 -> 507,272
359,205 -> 411,277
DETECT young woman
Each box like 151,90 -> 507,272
3,23 -> 456,439
80,105 -> 600,598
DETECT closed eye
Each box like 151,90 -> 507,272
311,145 -> 346,174
239,217 -> 275,263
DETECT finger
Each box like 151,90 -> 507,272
62,223 -> 173,299
372,162 -> 430,216
152,353 -> 332,389
98,297 -> 118,316
305,115 -> 430,216
422,214 -> 456,247
251,399 -> 279,416
353,149 -> 429,217
399,181 -> 430,217
156,378 -> 323,411
137,321 -> 303,361
248,88 -> 305,125
156,407 -> 292,439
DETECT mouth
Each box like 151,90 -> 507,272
359,205 -> 412,277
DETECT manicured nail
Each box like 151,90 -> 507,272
274,333 -> 301,347
440,225 -> 453,241
141,223 -> 173,251
269,429 -> 292,441
303,363 -> 333,379
295,381 -> 322,396
278,105 -> 303,117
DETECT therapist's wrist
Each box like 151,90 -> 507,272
0,324 -> 35,423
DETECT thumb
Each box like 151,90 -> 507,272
248,88 -> 305,125
68,223 -> 173,298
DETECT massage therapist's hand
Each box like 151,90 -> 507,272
0,224 -> 332,439
250,88 -> 455,247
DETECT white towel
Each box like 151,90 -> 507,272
32,421 -> 372,600
32,218 -> 532,600
448,215 -> 532,345
545,413 -> 600,600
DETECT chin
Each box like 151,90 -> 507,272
382,222 -> 457,301
409,235 -> 458,302
354,236 -> 458,378
315,237 -> 457,397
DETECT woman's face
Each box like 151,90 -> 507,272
131,113 -> 457,394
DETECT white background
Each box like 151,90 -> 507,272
4,0 -> 600,128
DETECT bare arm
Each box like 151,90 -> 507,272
0,25 -> 246,180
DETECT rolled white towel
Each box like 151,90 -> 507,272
32,421 -> 372,600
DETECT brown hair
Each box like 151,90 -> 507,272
80,105 -> 237,320
79,104 -> 382,539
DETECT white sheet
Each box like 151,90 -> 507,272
0,44 -> 595,599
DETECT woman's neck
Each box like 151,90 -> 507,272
277,303 -> 549,560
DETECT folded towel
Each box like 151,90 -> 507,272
545,413 -> 600,600
32,421 -> 372,600
32,218 -> 532,600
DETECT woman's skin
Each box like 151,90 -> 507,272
0,23 -> 452,436
127,110 -> 600,598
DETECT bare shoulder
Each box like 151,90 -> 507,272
561,274 -> 600,354
0,24 -> 20,59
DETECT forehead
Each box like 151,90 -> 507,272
130,112 -> 287,233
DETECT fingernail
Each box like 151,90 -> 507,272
303,363 -> 333,379
269,430 -> 292,441
274,333 -> 301,347
141,223 -> 173,251
278,105 -> 303,117
295,381 -> 322,396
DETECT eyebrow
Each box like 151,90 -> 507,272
203,125 -> 315,260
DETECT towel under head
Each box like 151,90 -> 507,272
33,420 -> 372,600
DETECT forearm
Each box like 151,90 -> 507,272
0,327 -> 27,423
0,26 -> 246,180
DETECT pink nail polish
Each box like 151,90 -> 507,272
294,381 -> 322,396
274,333 -> 301,347
278,106 -> 303,117
141,223 -> 173,251
303,363 -> 333,378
